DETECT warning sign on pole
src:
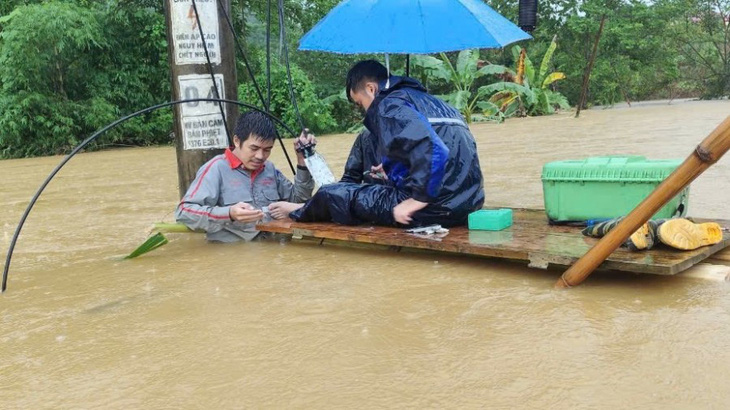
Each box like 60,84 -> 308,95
178,74 -> 228,150
165,0 -> 238,194
170,0 -> 221,65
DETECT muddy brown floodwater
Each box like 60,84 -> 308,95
1,99 -> 729,408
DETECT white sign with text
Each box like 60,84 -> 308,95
178,73 -> 227,150
170,0 -> 221,65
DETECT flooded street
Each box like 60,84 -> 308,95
1,100 -> 730,408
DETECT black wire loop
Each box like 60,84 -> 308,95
1,99 -> 296,293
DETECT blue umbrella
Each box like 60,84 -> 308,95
298,0 -> 531,54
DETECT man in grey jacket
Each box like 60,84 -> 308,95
175,110 -> 315,242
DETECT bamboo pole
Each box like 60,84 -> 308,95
556,116 -> 730,288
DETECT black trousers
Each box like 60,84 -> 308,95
289,183 -> 473,227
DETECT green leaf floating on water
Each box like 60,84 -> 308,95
125,232 -> 169,259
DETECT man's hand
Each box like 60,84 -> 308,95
229,202 -> 264,223
268,201 -> 304,220
393,198 -> 428,225
294,129 -> 317,167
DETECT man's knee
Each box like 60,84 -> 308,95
351,185 -> 403,225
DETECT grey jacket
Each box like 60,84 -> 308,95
175,149 -> 313,242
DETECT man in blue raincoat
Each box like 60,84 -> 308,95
340,128 -> 380,184
268,60 -> 484,227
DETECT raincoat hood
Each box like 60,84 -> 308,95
363,76 -> 426,131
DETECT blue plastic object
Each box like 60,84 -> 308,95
468,209 -> 513,231
298,0 -> 532,54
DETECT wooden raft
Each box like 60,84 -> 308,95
257,209 -> 730,275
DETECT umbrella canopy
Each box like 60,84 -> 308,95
298,0 -> 532,54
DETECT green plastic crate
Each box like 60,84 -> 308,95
541,156 -> 689,223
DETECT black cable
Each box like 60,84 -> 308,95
192,1 -> 295,176
216,0 -> 265,108
277,0 -> 305,131
1,98 -> 298,293
216,0 -> 296,175
266,0 -> 272,111
190,0 -> 232,146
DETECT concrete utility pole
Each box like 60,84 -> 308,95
164,0 -> 238,196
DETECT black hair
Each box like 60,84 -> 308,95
233,110 -> 277,145
345,60 -> 388,102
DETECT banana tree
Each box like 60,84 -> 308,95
478,36 -> 570,118
412,49 -> 503,123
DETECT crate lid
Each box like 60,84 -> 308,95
541,156 -> 683,182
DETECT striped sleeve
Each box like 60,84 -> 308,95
175,157 -> 231,232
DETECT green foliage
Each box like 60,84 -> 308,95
661,0 -> 730,98
125,232 -> 169,259
411,39 -> 569,121
321,89 -> 363,132
0,2 -> 109,157
1,0 -> 728,158
488,0 -> 719,105
238,58 -> 337,135
479,38 -> 570,117
0,1 -> 171,158
92,1 -> 172,146
235,0 -> 382,131
412,49 -> 510,123
536,0 -> 694,106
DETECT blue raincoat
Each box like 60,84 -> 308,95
340,129 -> 380,184
291,76 -> 484,227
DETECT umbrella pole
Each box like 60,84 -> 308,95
384,53 -> 391,88
555,116 -> 730,288
406,54 -> 410,77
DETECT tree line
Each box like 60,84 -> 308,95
0,0 -> 727,158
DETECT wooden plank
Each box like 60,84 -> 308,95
257,209 -> 730,276
709,248 -> 730,262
